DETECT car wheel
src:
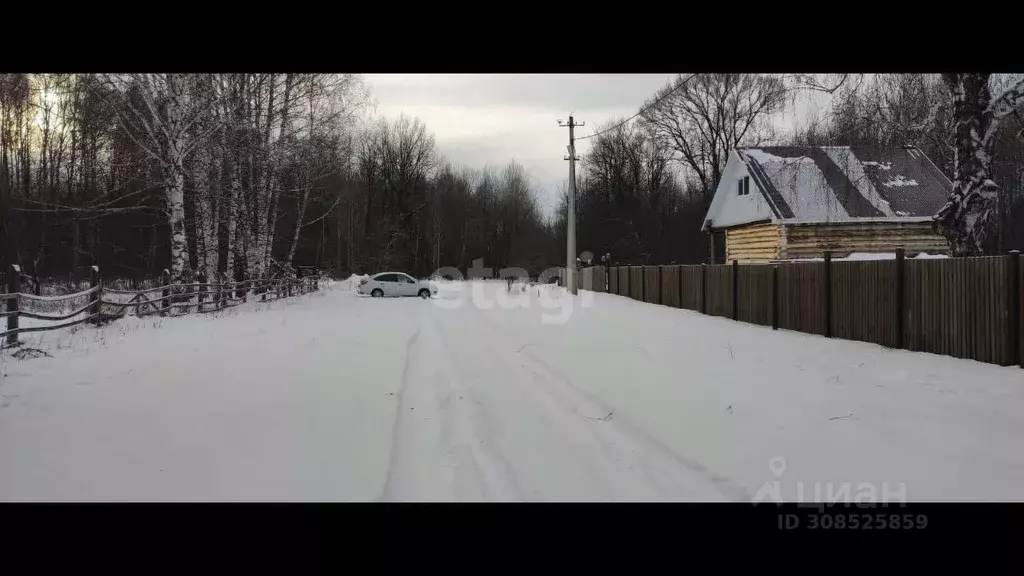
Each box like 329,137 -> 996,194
418,288 -> 431,299
371,288 -> 384,298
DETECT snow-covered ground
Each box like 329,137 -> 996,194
2,280 -> 1023,502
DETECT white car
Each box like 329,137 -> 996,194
358,272 -> 437,298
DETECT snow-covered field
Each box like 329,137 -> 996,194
2,279 -> 1023,502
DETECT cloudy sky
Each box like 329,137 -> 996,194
362,74 -> 679,214
361,74 -> 826,216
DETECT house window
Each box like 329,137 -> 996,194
738,176 -> 751,196
738,178 -> 744,196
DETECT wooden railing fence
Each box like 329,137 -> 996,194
3,266 -> 323,347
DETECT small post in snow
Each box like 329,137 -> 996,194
5,264 -> 20,347
89,265 -> 101,325
161,269 -> 171,316
197,272 -> 207,312
823,251 -> 832,338
895,248 -> 905,349
220,273 -> 228,309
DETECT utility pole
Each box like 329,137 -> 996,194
559,115 -> 584,295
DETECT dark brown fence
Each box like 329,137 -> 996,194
579,266 -> 607,293
832,260 -> 898,348
643,266 -> 659,303
3,265 -> 324,347
778,261 -> 826,336
595,249 -> 1024,369
629,267 -> 644,301
705,265 -> 733,319
680,265 -> 703,311
738,264 -> 774,327
660,266 -> 680,308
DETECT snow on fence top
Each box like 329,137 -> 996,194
3,268 -> 324,347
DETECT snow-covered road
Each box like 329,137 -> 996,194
3,280 -> 1024,501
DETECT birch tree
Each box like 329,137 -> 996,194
935,73 -> 1024,256
99,74 -> 221,282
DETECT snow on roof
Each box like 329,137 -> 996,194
730,146 -> 950,224
786,251 -> 949,262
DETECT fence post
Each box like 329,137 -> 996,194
5,264 -> 20,347
1007,250 -> 1021,368
772,264 -> 779,331
823,251 -> 832,338
895,249 -> 905,349
700,263 -> 707,315
625,266 -> 631,298
220,273 -> 228,309
89,265 -> 101,325
641,266 -> 646,302
657,265 -> 663,305
732,259 -> 739,321
678,265 -> 684,309
197,272 -> 207,312
161,269 -> 171,316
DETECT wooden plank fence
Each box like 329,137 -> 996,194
737,264 -> 773,327
592,249 -> 1024,369
3,265 -> 324,347
681,266 -> 703,311
629,267 -> 644,301
643,266 -> 659,304
705,265 -> 733,319
580,266 -> 607,293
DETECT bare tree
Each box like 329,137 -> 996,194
640,73 -> 788,200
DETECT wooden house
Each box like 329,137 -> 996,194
701,145 -> 952,263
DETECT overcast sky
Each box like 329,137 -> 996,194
361,74 -> 825,216
361,74 -> 680,214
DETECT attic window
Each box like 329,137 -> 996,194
738,176 -> 750,196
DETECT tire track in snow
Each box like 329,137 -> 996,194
424,311 -> 527,501
380,306 -> 523,501
472,304 -> 751,501
380,325 -> 422,501
428,308 -> 611,500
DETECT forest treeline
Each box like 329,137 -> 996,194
1,73 -> 1022,287
0,73 -> 563,286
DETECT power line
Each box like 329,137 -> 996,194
575,73 -> 697,142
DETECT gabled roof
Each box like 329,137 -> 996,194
720,145 -> 951,226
